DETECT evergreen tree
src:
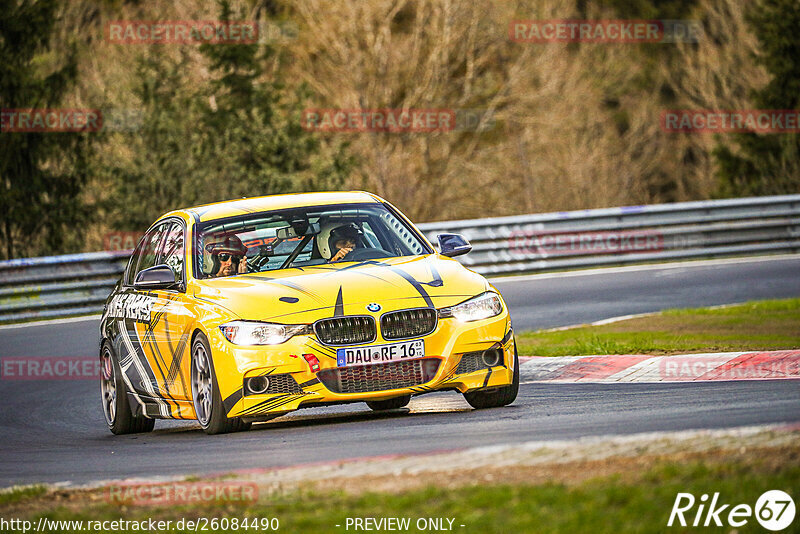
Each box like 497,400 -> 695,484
106,52 -> 200,230
0,0 -> 94,259
714,0 -> 800,196
194,0 -> 353,200
108,0 -> 353,230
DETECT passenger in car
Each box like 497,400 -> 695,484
328,223 -> 362,262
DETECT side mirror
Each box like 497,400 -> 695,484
437,233 -> 472,257
134,264 -> 177,290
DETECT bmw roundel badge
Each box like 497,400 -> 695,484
366,303 -> 381,312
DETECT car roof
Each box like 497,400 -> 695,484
160,191 -> 383,224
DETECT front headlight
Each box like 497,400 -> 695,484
219,321 -> 310,345
438,292 -> 503,322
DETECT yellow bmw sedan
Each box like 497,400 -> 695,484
100,191 -> 518,435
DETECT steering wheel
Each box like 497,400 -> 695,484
342,248 -> 391,261
245,252 -> 269,272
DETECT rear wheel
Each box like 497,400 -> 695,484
101,343 -> 155,435
463,342 -> 519,409
191,332 -> 251,435
366,395 -> 411,411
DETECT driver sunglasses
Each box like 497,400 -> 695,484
217,253 -> 242,262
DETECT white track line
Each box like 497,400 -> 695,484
0,314 -> 102,330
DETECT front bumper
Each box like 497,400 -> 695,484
205,311 -> 514,419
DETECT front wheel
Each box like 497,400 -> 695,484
463,342 -> 519,409
191,332 -> 251,435
101,342 -> 155,435
366,395 -> 411,411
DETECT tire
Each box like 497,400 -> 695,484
463,341 -> 519,409
366,395 -> 411,411
191,332 -> 252,435
100,342 -> 155,435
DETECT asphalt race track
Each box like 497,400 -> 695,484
1,256 -> 799,487
495,255 -> 800,330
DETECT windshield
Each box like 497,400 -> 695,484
194,203 -> 431,278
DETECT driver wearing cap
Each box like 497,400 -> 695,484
205,235 -> 248,277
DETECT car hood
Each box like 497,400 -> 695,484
191,255 -> 489,323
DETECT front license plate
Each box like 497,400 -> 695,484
337,340 -> 425,368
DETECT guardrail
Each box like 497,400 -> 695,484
416,194 -> 800,275
0,251 -> 130,323
1,195 -> 799,324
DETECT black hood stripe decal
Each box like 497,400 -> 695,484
333,287 -> 344,317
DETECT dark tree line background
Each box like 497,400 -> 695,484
714,0 -> 800,196
0,0 -> 93,259
1,0 -> 353,259
0,0 -> 797,260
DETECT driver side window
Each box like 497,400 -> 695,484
124,238 -> 145,286
127,223 -> 167,285
159,222 -> 185,281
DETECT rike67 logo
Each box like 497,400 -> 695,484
668,490 -> 795,530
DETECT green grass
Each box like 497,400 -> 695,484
0,485 -> 46,506
516,298 -> 800,356
8,454 -> 799,533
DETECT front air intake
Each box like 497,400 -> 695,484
314,316 -> 376,346
455,348 -> 503,374
381,308 -> 437,340
317,358 -> 441,394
